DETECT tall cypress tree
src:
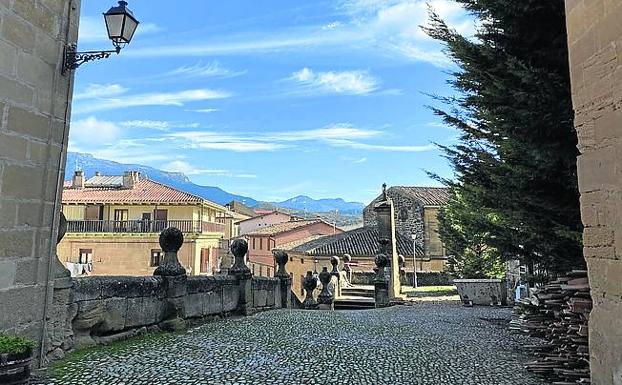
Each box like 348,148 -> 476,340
425,0 -> 584,273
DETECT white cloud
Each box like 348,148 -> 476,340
169,124 -> 434,153
73,83 -> 128,100
78,16 -> 161,44
73,88 -> 232,114
168,61 -> 246,78
119,120 -> 200,131
187,108 -> 220,114
70,116 -> 121,147
124,1 -> 471,68
290,68 -> 380,95
162,160 -> 258,178
354,157 -> 367,163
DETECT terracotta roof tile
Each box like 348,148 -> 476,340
246,219 -> 325,236
63,178 -> 205,204
391,186 -> 450,206
287,226 -> 423,257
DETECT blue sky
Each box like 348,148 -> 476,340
70,0 -> 472,203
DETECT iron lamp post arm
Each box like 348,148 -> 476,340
62,44 -> 121,74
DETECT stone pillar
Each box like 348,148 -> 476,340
398,254 -> 405,290
153,228 -> 187,331
273,250 -> 291,309
374,184 -> 401,299
343,253 -> 352,285
228,239 -> 253,315
330,256 -> 341,298
317,267 -> 334,310
45,212 -> 74,363
374,254 -> 389,308
302,271 -> 319,309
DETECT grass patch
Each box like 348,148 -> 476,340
403,285 -> 458,297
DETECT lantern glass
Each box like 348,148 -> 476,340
103,1 -> 139,48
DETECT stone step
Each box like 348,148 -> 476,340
334,297 -> 376,310
341,287 -> 375,298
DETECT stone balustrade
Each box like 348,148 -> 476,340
45,226 -> 290,362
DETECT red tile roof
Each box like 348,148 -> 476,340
245,219 -> 330,236
63,178 -> 205,205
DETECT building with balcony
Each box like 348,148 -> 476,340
58,171 -> 227,276
244,219 -> 343,277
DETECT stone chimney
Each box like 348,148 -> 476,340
122,170 -> 140,189
71,170 -> 85,189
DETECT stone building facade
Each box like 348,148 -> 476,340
565,1 -> 622,383
363,186 -> 449,257
0,0 -> 80,363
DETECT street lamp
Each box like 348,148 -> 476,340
62,1 -> 140,74
412,233 -> 418,288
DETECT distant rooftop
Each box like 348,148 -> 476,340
369,186 -> 450,207
287,226 -> 423,257
245,219 -> 328,236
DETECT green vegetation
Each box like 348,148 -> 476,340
425,0 -> 585,275
0,334 -> 35,355
403,285 -> 459,297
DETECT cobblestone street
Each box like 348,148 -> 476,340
39,303 -> 545,385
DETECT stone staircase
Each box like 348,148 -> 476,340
334,285 -> 375,310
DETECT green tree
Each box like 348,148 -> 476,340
438,191 -> 505,279
425,0 -> 584,273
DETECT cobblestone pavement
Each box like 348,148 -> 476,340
39,303 -> 546,385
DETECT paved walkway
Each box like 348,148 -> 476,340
40,303 -> 545,385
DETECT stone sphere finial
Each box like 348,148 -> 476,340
319,266 -> 331,286
57,211 -> 67,245
398,254 -> 405,267
231,238 -> 248,259
330,255 -> 339,267
159,227 -> 183,252
303,271 -> 318,292
342,253 -> 351,263
274,250 -> 288,266
375,253 -> 388,269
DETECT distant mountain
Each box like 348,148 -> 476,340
272,195 -> 364,214
64,152 -> 364,214
65,152 -> 259,206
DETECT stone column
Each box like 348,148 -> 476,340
374,254 -> 389,308
228,239 -> 253,315
330,256 -> 341,298
317,267 -> 334,310
302,271 -> 319,309
153,228 -> 187,331
273,250 -> 291,309
374,184 -> 401,299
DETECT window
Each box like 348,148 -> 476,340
259,265 -> 263,276
259,238 -> 263,250
300,258 -> 304,264
150,249 -> 162,267
200,248 -> 210,273
267,267 -> 271,277
252,238 -> 256,249
79,249 -> 92,264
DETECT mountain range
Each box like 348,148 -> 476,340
65,152 -> 365,214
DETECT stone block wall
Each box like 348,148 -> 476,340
47,274 -> 283,361
564,1 -> 622,383
363,192 -> 425,241
0,0 -> 79,362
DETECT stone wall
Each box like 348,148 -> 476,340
47,274 -> 283,361
0,0 -> 79,363
564,1 -> 622,383
364,191 -> 425,241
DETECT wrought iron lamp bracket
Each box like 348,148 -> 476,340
62,44 -> 120,74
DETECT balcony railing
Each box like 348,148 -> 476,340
66,220 -> 225,234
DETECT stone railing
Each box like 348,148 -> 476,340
65,219 -> 225,234
45,225 -> 292,362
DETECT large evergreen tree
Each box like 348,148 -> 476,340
425,1 -> 584,273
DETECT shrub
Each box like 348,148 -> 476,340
0,334 -> 35,355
